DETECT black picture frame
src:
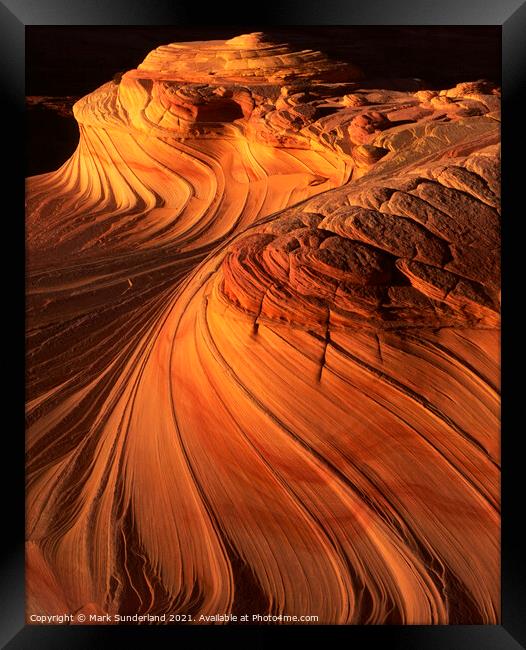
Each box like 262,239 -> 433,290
3,0 -> 524,647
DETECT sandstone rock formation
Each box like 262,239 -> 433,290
26,34 -> 500,625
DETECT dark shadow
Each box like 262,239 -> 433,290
26,103 -> 79,176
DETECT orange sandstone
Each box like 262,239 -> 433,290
26,34 -> 500,624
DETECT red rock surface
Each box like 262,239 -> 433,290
26,34 -> 500,625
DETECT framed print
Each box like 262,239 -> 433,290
1,0 -> 524,647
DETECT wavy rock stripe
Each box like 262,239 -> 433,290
26,34 -> 500,624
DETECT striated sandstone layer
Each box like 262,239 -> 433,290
26,34 -> 500,625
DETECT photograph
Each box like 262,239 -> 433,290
25,25 -> 501,626
0,1 -> 523,646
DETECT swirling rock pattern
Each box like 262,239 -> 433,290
26,34 -> 500,625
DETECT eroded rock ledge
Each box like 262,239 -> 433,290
221,145 -> 500,333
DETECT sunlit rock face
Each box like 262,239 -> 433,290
26,33 -> 361,262
26,34 -> 500,625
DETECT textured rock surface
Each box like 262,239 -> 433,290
26,34 -> 500,625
